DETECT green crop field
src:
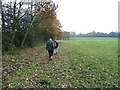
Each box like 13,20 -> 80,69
60,37 -> 119,88
2,37 -> 119,88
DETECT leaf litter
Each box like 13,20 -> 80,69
2,41 -> 119,88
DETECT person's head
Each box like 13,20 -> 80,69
49,38 -> 52,41
49,36 -> 52,39
49,36 -> 53,40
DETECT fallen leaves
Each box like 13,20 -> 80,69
2,40 -> 119,88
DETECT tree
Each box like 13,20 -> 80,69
62,31 -> 71,40
35,1 -> 63,39
2,0 -> 63,52
108,32 -> 118,37
70,32 -> 77,37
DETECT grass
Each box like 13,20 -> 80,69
2,37 -> 119,88
61,37 -> 118,88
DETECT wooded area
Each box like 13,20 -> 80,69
1,0 -> 63,52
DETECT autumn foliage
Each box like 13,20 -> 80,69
35,1 -> 63,39
1,0 -> 63,52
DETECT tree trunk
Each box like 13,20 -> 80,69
21,2 -> 34,47
11,1 -> 17,45
0,1 -> 5,31
21,30 -> 30,47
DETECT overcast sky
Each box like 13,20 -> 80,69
4,0 -> 119,34
53,0 -> 119,34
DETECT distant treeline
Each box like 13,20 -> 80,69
61,31 -> 119,40
77,31 -> 118,37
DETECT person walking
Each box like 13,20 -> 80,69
53,40 -> 58,55
46,38 -> 54,60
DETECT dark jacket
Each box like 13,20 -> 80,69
46,40 -> 54,51
54,41 -> 58,49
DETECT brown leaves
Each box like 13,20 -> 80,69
2,46 -> 44,82
34,1 -> 63,38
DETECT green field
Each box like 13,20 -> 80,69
2,37 -> 119,88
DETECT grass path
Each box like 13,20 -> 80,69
2,38 -> 119,88
2,42 -> 74,88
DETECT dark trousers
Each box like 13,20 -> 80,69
48,50 -> 53,58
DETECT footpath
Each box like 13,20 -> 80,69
2,42 -> 72,88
